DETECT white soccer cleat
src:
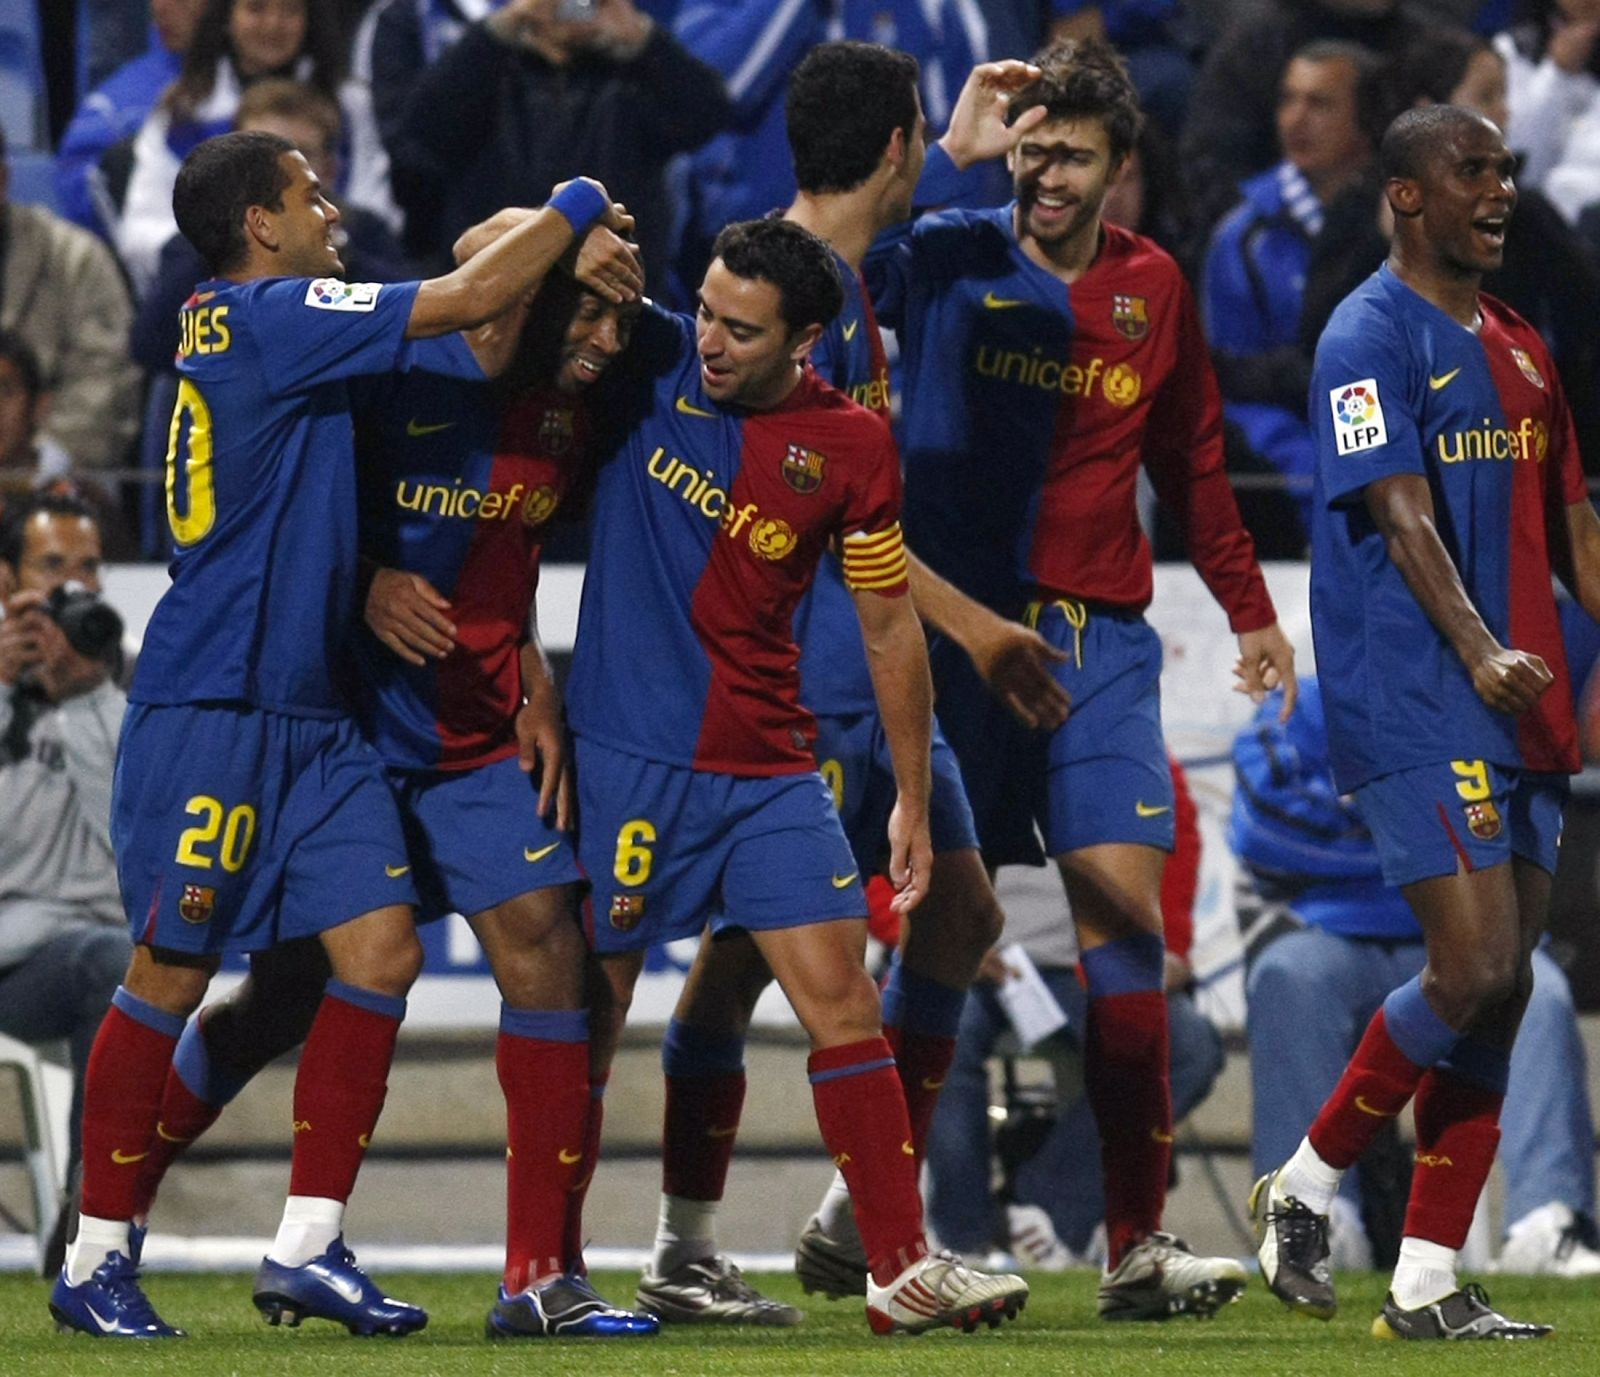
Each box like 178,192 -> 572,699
864,1250 -> 1028,1336
1097,1230 -> 1248,1321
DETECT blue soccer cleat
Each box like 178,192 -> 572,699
252,1236 -> 427,1336
49,1251 -> 185,1338
486,1273 -> 661,1338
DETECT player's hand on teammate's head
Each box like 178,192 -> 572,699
972,620 -> 1071,730
942,60 -> 1047,170
366,568 -> 456,667
1470,646 -> 1553,716
570,223 -> 644,304
1233,623 -> 1298,722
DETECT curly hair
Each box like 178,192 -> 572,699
787,41 -> 921,195
1007,37 -> 1143,163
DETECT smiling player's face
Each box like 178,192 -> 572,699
694,259 -> 815,410
268,151 -> 343,277
1009,116 -> 1121,256
1411,119 -> 1517,276
554,291 -> 640,394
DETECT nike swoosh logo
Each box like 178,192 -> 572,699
675,395 -> 715,418
842,320 -> 859,341
325,1271 -> 365,1305
524,842 -> 560,863
406,419 -> 455,437
1152,1129 -> 1175,1144
155,1122 -> 190,1144
110,1149 -> 149,1165
385,864 -> 411,878
1135,802 -> 1171,818
558,1147 -> 583,1164
831,872 -> 859,889
983,291 -> 1027,309
84,1303 -> 118,1333
1428,368 -> 1461,391
921,1077 -> 945,1092
707,1126 -> 739,1139
901,1140 -> 915,1156
1355,1095 -> 1394,1117
358,1134 -> 371,1148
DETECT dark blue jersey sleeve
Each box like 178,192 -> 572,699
1312,301 -> 1425,507
250,278 -> 422,396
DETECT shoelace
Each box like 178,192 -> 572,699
1263,1202 -> 1329,1263
97,1255 -> 164,1327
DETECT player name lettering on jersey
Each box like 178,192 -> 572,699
178,304 -> 231,358
393,477 -> 560,526
646,445 -> 795,558
1435,417 -> 1548,465
974,347 -> 1142,407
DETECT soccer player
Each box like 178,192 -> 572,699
118,272 -> 660,1339
1251,104 -> 1600,1341
47,129 -> 638,1339
574,216 -> 1028,1337
864,39 -> 1298,1320
633,45 -> 1066,1325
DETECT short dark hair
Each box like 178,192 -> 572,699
0,491 -> 97,569
709,219 -> 844,332
1008,38 -> 1143,163
1380,103 -> 1492,183
0,330 -> 43,400
173,130 -> 297,274
1289,39 -> 1394,152
787,42 -> 921,195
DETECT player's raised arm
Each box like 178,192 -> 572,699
937,59 -> 1047,170
1365,472 -> 1551,714
848,532 -> 934,914
408,180 -> 642,337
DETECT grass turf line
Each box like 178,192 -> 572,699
2,1270 -> 1593,1375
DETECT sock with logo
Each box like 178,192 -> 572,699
78,989 -> 184,1233
808,1037 -> 927,1286
653,1019 -> 746,1276
498,1006 -> 590,1293
1081,933 -> 1170,1269
1308,979 -> 1460,1170
285,981 -> 403,1204
880,954 -> 964,1162
1403,1041 -> 1506,1253
562,1070 -> 609,1272
133,1011 -> 256,1218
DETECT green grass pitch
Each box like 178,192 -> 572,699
2,1270 -> 1594,1376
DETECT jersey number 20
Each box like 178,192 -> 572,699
164,379 -> 217,546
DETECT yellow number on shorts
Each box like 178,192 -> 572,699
1451,759 -> 1491,802
819,758 -> 845,812
165,379 -> 216,546
614,818 -> 657,887
176,795 -> 257,872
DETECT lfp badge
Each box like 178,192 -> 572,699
1329,378 -> 1387,454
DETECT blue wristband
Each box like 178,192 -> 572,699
548,180 -> 610,236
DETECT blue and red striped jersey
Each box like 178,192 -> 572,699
349,370 -> 591,771
1310,265 -> 1585,792
793,249 -> 893,718
133,276 -> 481,717
568,305 -> 907,775
870,212 -> 1273,629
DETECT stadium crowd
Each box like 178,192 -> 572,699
4,0 -> 1600,1348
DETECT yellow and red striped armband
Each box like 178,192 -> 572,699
841,522 -> 909,595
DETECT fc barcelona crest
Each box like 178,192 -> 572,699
609,893 -> 645,932
179,884 -> 216,924
1464,801 -> 1503,841
782,443 -> 827,494
1510,347 -> 1545,390
538,407 -> 576,454
1112,294 -> 1149,341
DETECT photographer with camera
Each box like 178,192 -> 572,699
0,491 -> 131,1264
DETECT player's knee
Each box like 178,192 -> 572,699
965,892 -> 1006,958
1427,948 -> 1518,1024
348,932 -> 424,999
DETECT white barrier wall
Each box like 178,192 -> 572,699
102,561 -> 1317,1031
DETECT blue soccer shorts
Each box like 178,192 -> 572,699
113,703 -> 417,955
812,711 -> 979,875
386,752 -> 584,924
574,735 -> 867,955
1354,760 -> 1566,887
930,597 -> 1174,865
